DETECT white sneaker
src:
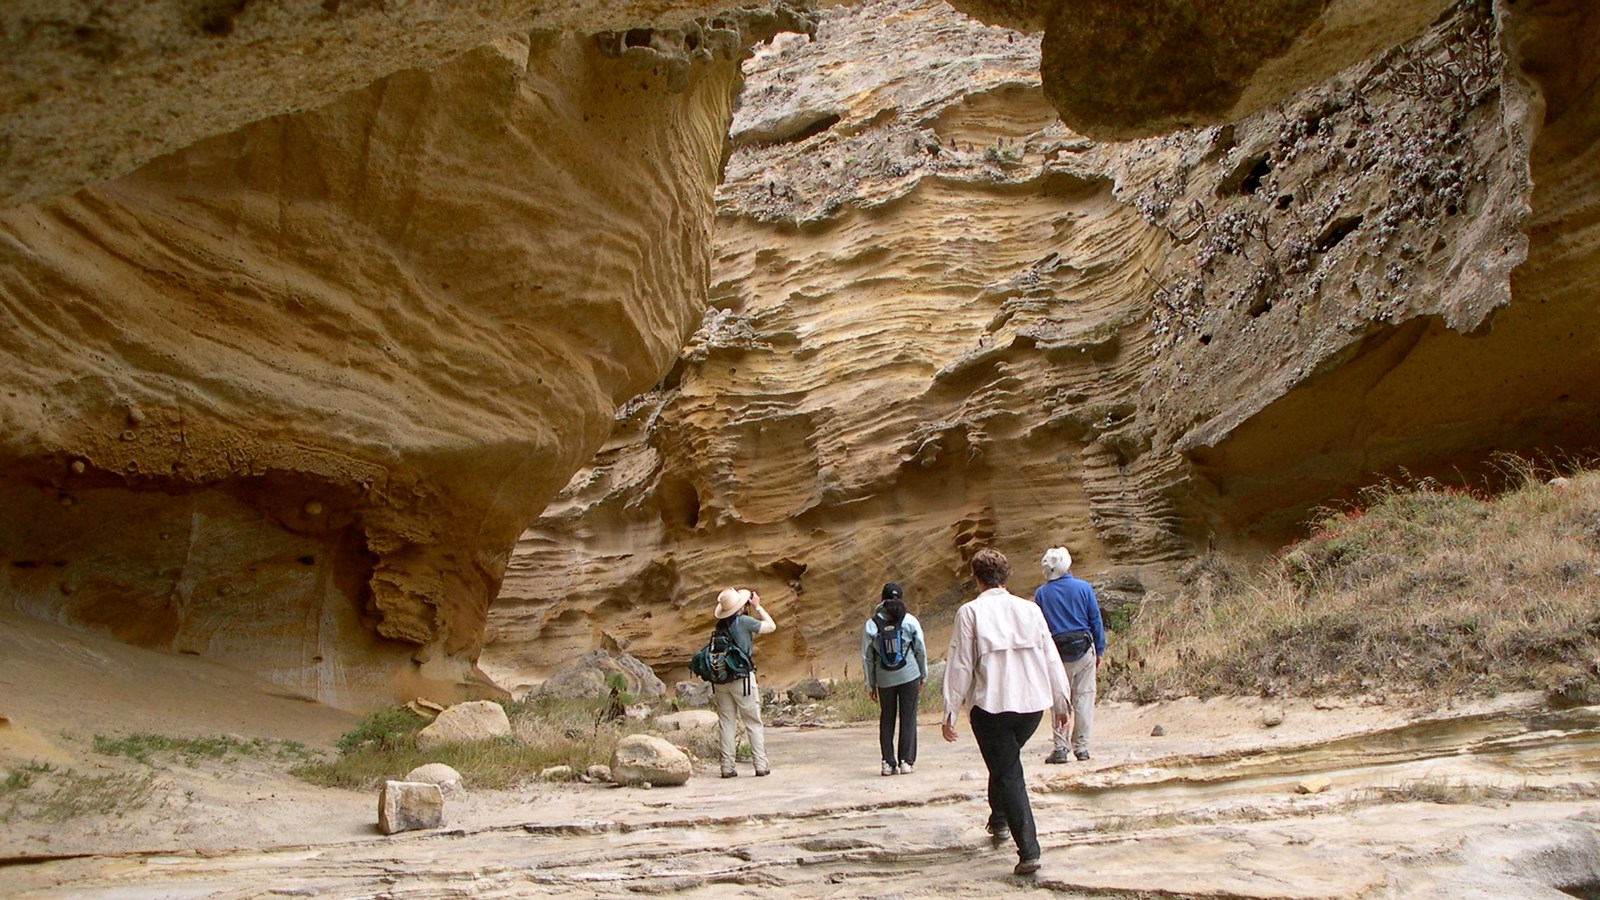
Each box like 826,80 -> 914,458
898,760 -> 914,774
881,761 -> 897,776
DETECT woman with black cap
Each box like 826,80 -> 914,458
862,582 -> 928,775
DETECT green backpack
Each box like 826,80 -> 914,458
690,630 -> 754,685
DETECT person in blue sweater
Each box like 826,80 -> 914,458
1033,547 -> 1104,763
862,582 -> 929,776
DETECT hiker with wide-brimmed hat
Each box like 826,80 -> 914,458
710,587 -> 776,778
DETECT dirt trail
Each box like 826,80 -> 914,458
3,611 -> 1599,897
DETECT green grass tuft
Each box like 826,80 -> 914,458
94,733 -> 316,766
295,695 -> 663,792
1,762 -> 156,823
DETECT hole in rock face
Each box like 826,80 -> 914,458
1276,194 -> 1294,210
1218,152 -> 1273,197
624,28 -> 653,48
1315,214 -> 1364,253
297,555 -> 316,566
1199,334 -> 1212,345
779,113 -> 842,145
1240,157 -> 1271,194
197,0 -> 249,37
658,475 -> 701,530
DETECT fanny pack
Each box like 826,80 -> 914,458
1054,631 -> 1093,662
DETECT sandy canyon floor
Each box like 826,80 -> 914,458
3,609 -> 1599,899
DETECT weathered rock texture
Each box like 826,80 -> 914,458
947,0 -> 1458,140
0,1 -> 801,207
609,733 -> 693,786
0,6 -> 813,711
378,780 -> 444,835
415,700 -> 512,752
482,0 -> 1599,689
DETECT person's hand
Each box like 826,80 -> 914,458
749,592 -> 762,609
1096,654 -> 1102,669
868,689 -> 877,701
1054,711 -> 1071,731
941,721 -> 958,742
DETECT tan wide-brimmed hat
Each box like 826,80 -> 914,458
714,587 -> 752,619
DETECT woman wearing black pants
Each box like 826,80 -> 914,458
941,549 -> 1071,877
862,583 -> 928,776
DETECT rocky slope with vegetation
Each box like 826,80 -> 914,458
485,0 -> 1599,692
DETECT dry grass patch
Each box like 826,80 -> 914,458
0,761 -> 157,823
809,670 -> 947,723
1107,461 -> 1600,703
293,694 -> 669,791
94,733 -> 315,766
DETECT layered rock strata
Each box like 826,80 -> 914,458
0,7 -> 813,711
484,0 -> 1598,689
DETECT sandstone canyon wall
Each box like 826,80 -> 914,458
1,3 -> 813,711
483,0 -> 1600,692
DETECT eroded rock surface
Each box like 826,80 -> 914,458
0,1 -> 805,207
484,0 -> 1598,688
1,7 -> 814,711
6,661 -> 1598,898
946,0 -> 1457,140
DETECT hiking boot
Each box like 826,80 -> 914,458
897,760 -> 914,775
1044,749 -> 1073,764
754,767 -> 771,777
720,769 -> 738,778
986,822 -> 1010,846
881,761 -> 897,776
1014,857 -> 1041,876
1075,750 -> 1091,761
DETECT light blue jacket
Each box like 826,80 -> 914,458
862,606 -> 929,690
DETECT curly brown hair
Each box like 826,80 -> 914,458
970,547 -> 1010,588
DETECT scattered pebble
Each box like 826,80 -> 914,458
1296,775 -> 1333,794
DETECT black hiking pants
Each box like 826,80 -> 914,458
970,707 -> 1043,862
877,680 -> 919,765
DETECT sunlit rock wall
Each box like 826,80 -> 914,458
0,7 -> 814,712
484,0 -> 1598,691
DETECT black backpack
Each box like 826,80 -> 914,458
690,625 -> 754,685
873,612 -> 909,671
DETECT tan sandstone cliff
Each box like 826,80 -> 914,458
1,3 -> 813,711
483,0 -> 1599,692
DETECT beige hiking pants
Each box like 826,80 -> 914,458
1052,651 -> 1097,755
712,673 -> 768,773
